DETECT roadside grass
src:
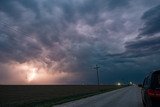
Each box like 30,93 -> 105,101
0,85 -> 126,107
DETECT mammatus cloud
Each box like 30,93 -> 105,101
0,0 -> 160,84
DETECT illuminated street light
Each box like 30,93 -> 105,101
117,82 -> 121,86
129,82 -> 133,85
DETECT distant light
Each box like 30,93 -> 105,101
129,82 -> 133,85
117,82 -> 121,86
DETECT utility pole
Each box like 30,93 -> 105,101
93,65 -> 100,85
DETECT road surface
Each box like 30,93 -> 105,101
54,86 -> 143,107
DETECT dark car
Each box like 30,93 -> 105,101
141,70 -> 160,107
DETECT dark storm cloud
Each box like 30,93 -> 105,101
42,0 -> 130,25
1,22 -> 39,67
122,4 -> 160,58
18,0 -> 40,18
106,0 -> 130,10
0,0 -> 22,19
139,5 -> 160,37
0,0 -> 104,70
0,0 -> 160,84
124,37 -> 160,58
99,3 -> 160,83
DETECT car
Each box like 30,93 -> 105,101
141,70 -> 160,107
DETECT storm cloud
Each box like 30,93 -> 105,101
140,5 -> 160,36
0,0 -> 160,84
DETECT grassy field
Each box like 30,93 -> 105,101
0,85 -> 125,107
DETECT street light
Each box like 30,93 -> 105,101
117,82 -> 121,86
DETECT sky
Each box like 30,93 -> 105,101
0,0 -> 160,85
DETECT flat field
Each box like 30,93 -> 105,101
0,85 -> 125,107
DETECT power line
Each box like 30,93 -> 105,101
0,19 -> 35,40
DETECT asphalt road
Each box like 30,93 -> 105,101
54,86 -> 143,107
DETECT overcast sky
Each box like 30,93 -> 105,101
0,0 -> 160,85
